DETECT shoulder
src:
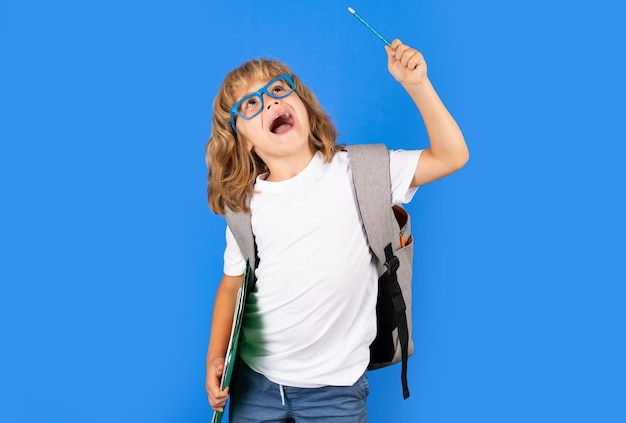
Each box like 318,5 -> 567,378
333,150 -> 349,163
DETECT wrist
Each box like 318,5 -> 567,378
402,77 -> 432,94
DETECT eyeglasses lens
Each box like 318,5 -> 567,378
238,77 -> 294,118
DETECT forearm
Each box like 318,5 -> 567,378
404,79 -> 468,170
206,274 -> 243,363
385,39 -> 469,185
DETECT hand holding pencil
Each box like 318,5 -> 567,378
347,7 -> 428,86
385,39 -> 428,87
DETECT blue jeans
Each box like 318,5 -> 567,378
229,358 -> 369,423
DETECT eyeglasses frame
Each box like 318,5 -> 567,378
229,73 -> 295,134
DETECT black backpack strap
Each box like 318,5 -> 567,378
384,244 -> 410,399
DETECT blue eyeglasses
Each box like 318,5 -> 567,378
230,74 -> 295,133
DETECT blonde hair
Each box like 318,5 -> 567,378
206,58 -> 340,215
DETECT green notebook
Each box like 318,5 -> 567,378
211,260 -> 254,423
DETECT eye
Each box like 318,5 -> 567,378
244,97 -> 258,109
270,79 -> 292,95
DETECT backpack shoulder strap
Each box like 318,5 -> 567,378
345,144 -> 399,266
224,207 -> 257,270
347,144 -> 412,400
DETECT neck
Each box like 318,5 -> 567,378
263,145 -> 316,182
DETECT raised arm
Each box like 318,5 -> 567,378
385,39 -> 469,187
206,273 -> 243,412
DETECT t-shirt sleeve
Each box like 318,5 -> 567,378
389,149 -> 422,205
224,225 -> 246,276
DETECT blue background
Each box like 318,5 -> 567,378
1,0 -> 624,422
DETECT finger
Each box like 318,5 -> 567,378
208,393 -> 225,410
209,398 -> 226,408
208,386 -> 229,400
406,53 -> 423,70
208,389 -> 228,410
394,43 -> 410,62
210,399 -> 225,413
388,39 -> 403,60
400,49 -> 418,67
402,50 -> 420,70
206,376 -> 223,398
396,43 -> 418,65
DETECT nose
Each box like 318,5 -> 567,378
265,99 -> 280,110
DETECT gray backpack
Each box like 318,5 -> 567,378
224,143 -> 414,399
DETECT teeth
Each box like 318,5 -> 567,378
272,112 -> 291,121
269,111 -> 292,133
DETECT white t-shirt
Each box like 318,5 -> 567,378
223,149 -> 421,387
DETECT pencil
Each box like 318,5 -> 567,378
347,7 -> 392,47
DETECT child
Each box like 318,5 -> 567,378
205,39 -> 469,422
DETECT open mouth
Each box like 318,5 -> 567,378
269,112 -> 294,135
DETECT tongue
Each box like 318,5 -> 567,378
273,123 -> 292,134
